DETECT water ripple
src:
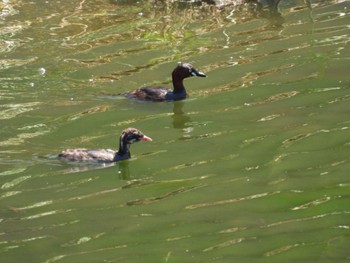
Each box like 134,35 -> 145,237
42,244 -> 128,263
203,237 -> 257,252
186,191 -> 280,210
126,185 -> 202,206
264,243 -> 302,257
1,176 -> 31,190
0,102 -> 41,120
62,233 -> 105,247
291,196 -> 331,211
261,211 -> 350,229
21,209 -> 74,221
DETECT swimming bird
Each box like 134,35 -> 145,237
126,62 -> 206,101
58,128 -> 152,163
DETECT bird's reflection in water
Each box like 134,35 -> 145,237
59,162 -> 115,174
114,101 -> 193,179
116,160 -> 131,180
171,100 -> 194,140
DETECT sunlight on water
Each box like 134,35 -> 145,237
0,0 -> 349,262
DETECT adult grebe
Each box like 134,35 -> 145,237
126,62 -> 206,101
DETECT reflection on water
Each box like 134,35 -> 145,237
116,160 -> 130,179
171,101 -> 192,129
1,0 -> 349,262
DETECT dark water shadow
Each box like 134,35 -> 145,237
171,100 -> 192,130
116,160 -> 131,180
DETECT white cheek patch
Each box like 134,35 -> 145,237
191,71 -> 196,76
127,135 -> 140,144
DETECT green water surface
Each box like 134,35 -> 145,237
1,0 -> 349,262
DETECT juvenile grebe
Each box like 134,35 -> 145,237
58,128 -> 152,163
126,62 -> 206,101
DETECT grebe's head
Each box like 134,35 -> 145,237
172,62 -> 206,80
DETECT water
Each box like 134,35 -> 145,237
1,0 -> 349,262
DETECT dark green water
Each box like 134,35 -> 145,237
1,0 -> 349,262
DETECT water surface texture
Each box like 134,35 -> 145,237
1,0 -> 349,262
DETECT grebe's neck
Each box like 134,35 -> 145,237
172,75 -> 186,94
114,137 -> 131,161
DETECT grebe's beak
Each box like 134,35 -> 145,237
141,135 -> 153,142
191,69 -> 206,77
